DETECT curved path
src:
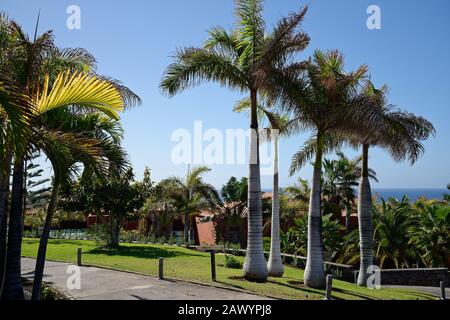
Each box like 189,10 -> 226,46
21,258 -> 272,300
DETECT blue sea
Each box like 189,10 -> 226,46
271,188 -> 448,202
371,188 -> 448,202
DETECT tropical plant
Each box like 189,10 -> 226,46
276,192 -> 308,233
24,150 -> 51,210
335,229 -> 360,265
0,13 -> 140,299
213,177 -> 248,246
160,0 -> 310,282
281,214 -> 344,259
373,198 -> 417,268
284,178 -> 310,202
282,50 -> 370,288
444,184 -> 450,202
224,255 -> 243,269
352,82 -> 435,286
322,152 -> 377,230
235,99 -> 294,277
162,166 -> 219,244
31,113 -> 130,300
409,204 -> 450,267
141,180 -> 179,240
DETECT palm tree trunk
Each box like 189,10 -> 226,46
31,177 -> 60,300
0,150 -> 13,289
304,132 -> 325,289
0,158 -> 25,300
184,209 -> 189,244
243,89 -> 268,282
109,217 -> 120,248
357,144 -> 373,286
345,203 -> 352,233
267,134 -> 284,277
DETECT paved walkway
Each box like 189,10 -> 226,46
21,258 -> 271,300
383,285 -> 449,299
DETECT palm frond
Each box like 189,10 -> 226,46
160,47 -> 248,96
35,70 -> 125,120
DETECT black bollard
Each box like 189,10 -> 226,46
77,248 -> 82,266
324,274 -> 334,300
159,257 -> 164,280
210,251 -> 216,282
440,281 -> 446,300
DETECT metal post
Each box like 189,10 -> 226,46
440,281 -> 446,300
158,258 -> 164,280
210,251 -> 216,282
324,274 -> 334,300
77,248 -> 82,266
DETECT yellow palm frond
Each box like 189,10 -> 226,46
35,70 -> 124,120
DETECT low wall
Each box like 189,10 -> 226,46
378,268 -> 449,287
199,246 -> 449,286
221,248 -> 356,282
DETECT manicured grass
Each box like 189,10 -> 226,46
22,239 -> 436,300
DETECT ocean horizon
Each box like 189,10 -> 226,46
371,188 -> 448,202
268,188 -> 448,202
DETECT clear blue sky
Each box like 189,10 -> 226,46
2,0 -> 449,189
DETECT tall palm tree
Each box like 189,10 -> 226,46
281,50 -> 370,289
160,0 -> 309,281
0,81 -> 31,290
235,99 -> 292,277
0,14 -> 33,285
354,83 -> 435,286
162,166 -> 219,244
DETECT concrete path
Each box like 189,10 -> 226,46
383,285 -> 449,299
21,258 -> 271,300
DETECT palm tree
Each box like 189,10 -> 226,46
282,50 -> 370,289
0,80 -> 31,288
321,152 -> 377,230
373,198 -> 416,268
354,82 -> 435,286
160,0 -> 309,281
141,180 -> 180,240
162,166 -> 219,244
409,203 -> 449,268
284,178 -> 310,202
235,99 -> 292,277
0,17 -> 140,299
0,13 -> 33,287
31,113 -> 129,300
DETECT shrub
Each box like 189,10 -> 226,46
224,255 -> 243,269
40,283 -> 59,300
87,224 -> 112,248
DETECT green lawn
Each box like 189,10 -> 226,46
22,239 -> 436,300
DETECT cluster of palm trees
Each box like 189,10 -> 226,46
0,13 -> 140,300
142,166 -> 220,244
160,0 -> 435,288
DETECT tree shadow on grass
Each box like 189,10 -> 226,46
23,239 -> 89,247
282,280 -> 377,300
272,280 -> 324,298
217,276 -> 324,299
86,245 -> 204,260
